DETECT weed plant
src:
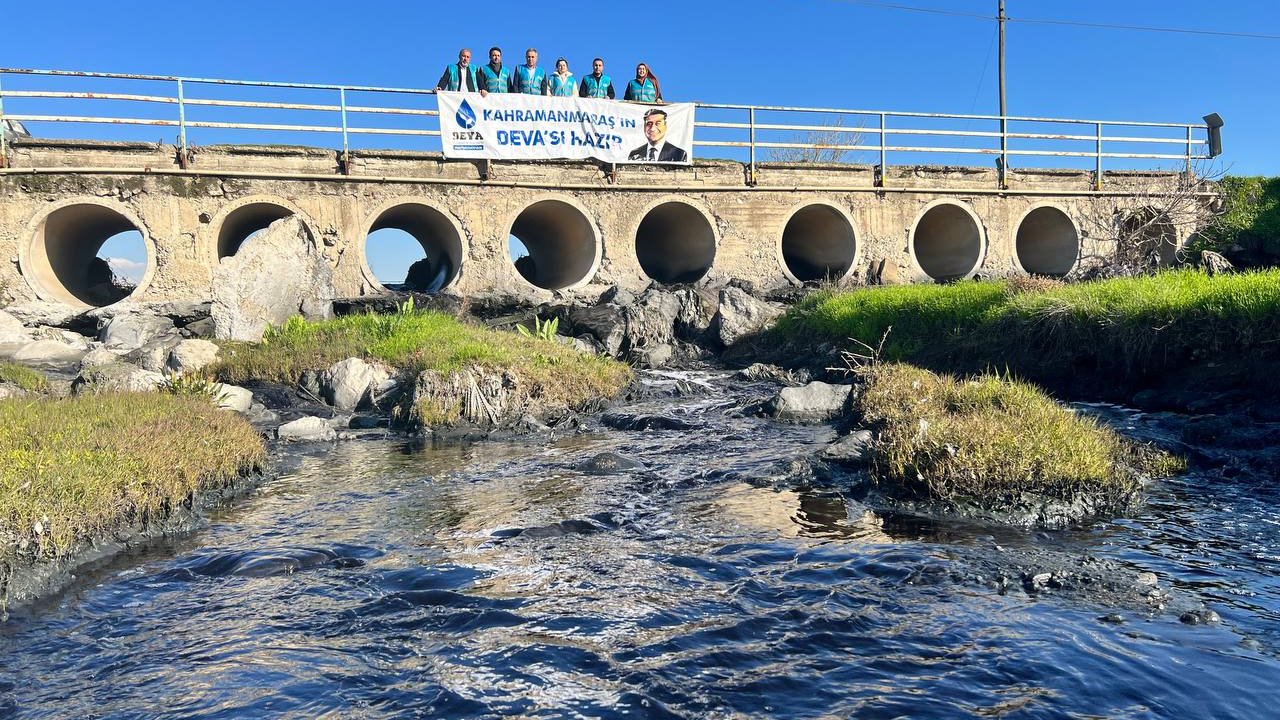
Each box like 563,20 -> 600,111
0,362 -> 47,393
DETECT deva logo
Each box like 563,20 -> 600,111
456,100 -> 477,129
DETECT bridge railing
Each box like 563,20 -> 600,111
0,67 -> 1215,187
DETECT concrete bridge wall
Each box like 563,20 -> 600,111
0,139 -> 1191,308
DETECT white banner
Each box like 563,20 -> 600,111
438,91 -> 695,164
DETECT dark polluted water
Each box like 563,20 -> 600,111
2,372 -> 1279,719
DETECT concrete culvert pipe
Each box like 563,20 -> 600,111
368,203 -> 464,292
1122,207 -> 1178,266
509,199 -> 599,290
27,203 -> 149,307
217,202 -> 294,258
1016,206 -> 1079,277
911,202 -> 984,282
782,204 -> 857,282
635,201 -> 716,284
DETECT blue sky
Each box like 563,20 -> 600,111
4,0 -> 1278,279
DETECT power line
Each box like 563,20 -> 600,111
831,0 -> 1280,41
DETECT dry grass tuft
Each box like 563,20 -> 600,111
0,362 -> 48,394
854,364 -> 1182,508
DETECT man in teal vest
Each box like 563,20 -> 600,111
478,47 -> 510,97
435,48 -> 479,92
511,48 -> 548,95
579,58 -> 615,99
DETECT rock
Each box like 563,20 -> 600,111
821,429 -> 874,466
771,381 -> 853,422
244,403 -> 280,426
602,410 -> 699,431
630,343 -> 674,369
1,301 -> 90,331
404,257 -> 451,293
1200,250 -> 1234,276
276,416 -> 337,442
80,347 -> 124,370
166,339 -> 220,375
571,336 -> 602,355
0,310 -> 31,344
577,451 -> 648,475
674,286 -> 720,338
567,303 -> 627,357
599,285 -> 635,307
321,357 -> 391,412
12,339 -> 86,364
1179,609 -> 1221,625
0,384 -> 27,400
215,384 -> 254,413
348,414 -> 388,430
211,216 -> 334,341
735,363 -> 811,386
99,312 -> 177,351
1098,613 -> 1125,624
72,361 -> 164,394
411,366 -> 524,428
623,288 -> 681,350
1136,572 -> 1158,587
715,286 -> 784,347
182,317 -> 216,338
132,337 -> 182,373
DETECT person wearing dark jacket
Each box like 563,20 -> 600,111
579,58 -> 615,99
478,47 -> 511,97
628,108 -> 686,162
436,48 -> 479,92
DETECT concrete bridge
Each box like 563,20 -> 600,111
0,138 -> 1201,310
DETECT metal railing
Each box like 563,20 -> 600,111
0,67 -> 1214,187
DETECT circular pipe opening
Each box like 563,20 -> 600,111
217,202 -> 295,258
635,201 -> 716,284
367,203 -> 464,292
1122,207 -> 1178,266
911,202 -> 984,282
508,199 -> 599,290
781,204 -> 857,282
26,203 -> 151,307
1015,206 -> 1079,277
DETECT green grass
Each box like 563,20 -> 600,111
855,363 -> 1183,509
212,310 -> 631,423
1,394 -> 264,585
0,362 -> 48,394
773,269 -> 1280,379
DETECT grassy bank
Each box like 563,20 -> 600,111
0,362 -> 47,393
212,309 -> 631,421
1,394 -> 264,598
855,364 -> 1183,516
773,269 -> 1280,380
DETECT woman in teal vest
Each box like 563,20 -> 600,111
549,58 -> 576,97
624,63 -> 662,103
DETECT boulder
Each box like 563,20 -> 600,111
12,339 -> 86,365
72,361 -> 164,394
211,216 -> 334,341
411,366 -> 523,428
214,384 -> 254,413
1200,250 -> 1234,277
99,311 -> 177,351
166,339 -> 221,375
771,381 -> 853,422
132,337 -> 182,373
1,301 -> 91,332
630,343 -> 674,369
674,286 -> 720,339
622,288 -> 681,351
404,257 -> 452,293
715,286 -> 784,347
276,416 -> 337,442
0,310 -> 31,344
577,451 -> 648,475
80,347 -> 125,370
735,363 -> 811,386
0,384 -> 27,401
567,303 -> 627,357
820,429 -> 874,466
320,357 -> 391,412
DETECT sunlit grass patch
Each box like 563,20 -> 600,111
0,394 -> 264,578
0,362 -> 48,393
854,364 -> 1183,510
211,309 -> 632,424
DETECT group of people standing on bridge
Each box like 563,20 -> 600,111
435,47 -> 663,102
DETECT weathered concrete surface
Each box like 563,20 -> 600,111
0,139 -> 1200,310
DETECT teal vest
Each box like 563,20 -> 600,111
479,64 -> 510,93
549,73 -> 576,97
513,66 -> 546,94
444,63 -> 478,92
582,74 -> 611,98
627,78 -> 657,102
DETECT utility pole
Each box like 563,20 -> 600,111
998,0 -> 1008,188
